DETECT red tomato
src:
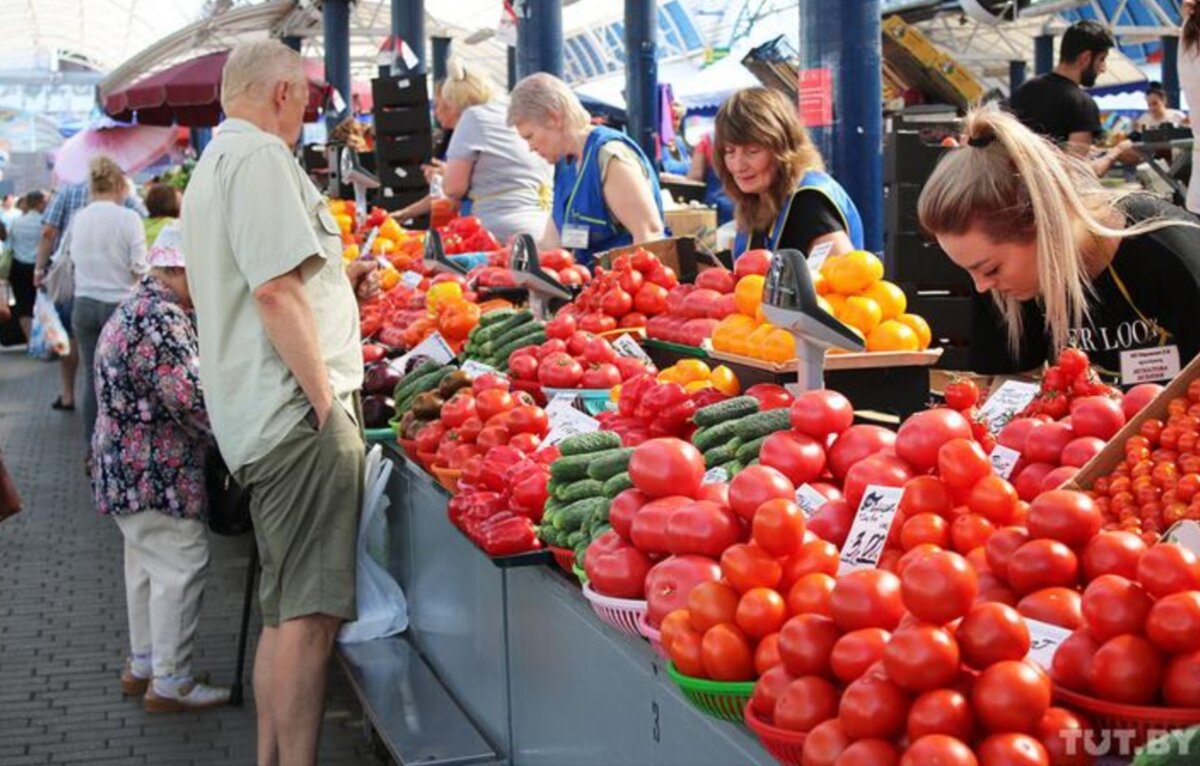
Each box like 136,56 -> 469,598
1018,587 -> 1083,630
440,393 -> 477,428
790,390 -> 855,439
537,352 -> 584,388
1027,490 -> 1102,550
1013,462 -> 1058,502
566,330 -> 593,356
780,539 -> 840,587
600,288 -> 633,317
802,719 -> 852,766
700,623 -> 756,681
774,676 -> 840,732
736,587 -> 789,640
1035,707 -> 1093,766
901,550 -> 979,625
907,688 -> 975,745
830,569 -> 905,632
728,465 -> 796,521
665,500 -> 743,558
900,736 -> 978,766
578,312 -> 617,335
1080,530 -> 1147,581
1007,540 -> 1080,595
777,613 -> 840,677
836,739 -> 901,766
977,733 -> 1050,766
901,476 -> 955,519
667,625 -> 706,676
474,389 -> 514,423
634,282 -> 669,315
584,532 -> 653,598
999,418 -> 1041,451
972,660 -> 1052,734
1024,422 -> 1075,465
544,313 -> 577,340
1088,634 -> 1163,705
508,432 -> 541,453
950,514 -> 997,555
1123,383 -> 1164,420
629,438 -> 705,499
755,633 -> 783,676
1080,575 -> 1153,641
896,409 -> 973,473
744,383 -> 794,411
660,609 -> 693,651
750,664 -> 794,719
883,624 -> 961,692
644,554 -> 723,628
1137,542 -> 1200,598
938,438 -> 993,490
508,353 -> 540,381
1060,437 -> 1105,468
752,498 -> 806,556
630,496 -> 690,555
734,249 -> 772,277
695,481 -> 729,507
843,453 -> 916,510
828,425 -> 898,481
839,677 -> 911,741
1146,591 -> 1200,654
1164,649 -> 1200,707
957,602 -> 1030,670
807,498 -> 856,548
944,378 -> 981,410
901,513 -> 950,551
830,628 -> 890,684
969,476 -> 1019,525
688,581 -> 740,633
759,431 -> 827,486
1051,628 -> 1101,692
608,488 -> 648,541
720,543 -> 783,593
1070,396 -> 1126,441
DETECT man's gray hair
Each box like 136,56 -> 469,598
220,40 -> 306,110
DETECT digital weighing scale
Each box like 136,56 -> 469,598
509,234 -> 576,320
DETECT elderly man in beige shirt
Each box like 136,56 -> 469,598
182,41 -> 377,766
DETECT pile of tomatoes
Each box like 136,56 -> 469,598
558,247 -> 680,334
507,326 -> 656,390
645,261 -> 750,347
1019,349 -> 1121,420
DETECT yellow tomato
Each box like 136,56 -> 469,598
426,281 -> 464,313
823,250 -> 884,295
674,359 -> 711,383
335,213 -> 354,235
658,368 -> 683,384
762,329 -> 797,363
372,237 -> 396,256
861,280 -> 907,321
708,365 -> 740,396
839,296 -> 883,336
745,323 -> 776,359
685,379 -> 713,393
866,319 -> 921,352
379,266 -> 400,292
812,270 -> 830,296
610,384 -> 622,402
379,217 -> 403,243
727,320 -> 758,357
734,275 -> 766,316
342,244 -> 360,262
895,313 -> 933,350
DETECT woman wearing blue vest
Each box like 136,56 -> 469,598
508,73 -> 665,268
715,88 -> 864,260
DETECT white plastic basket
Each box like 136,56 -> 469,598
637,611 -> 669,659
582,583 -> 647,637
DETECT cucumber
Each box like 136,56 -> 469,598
550,449 -> 622,482
694,396 -> 760,427
480,308 -> 516,327
484,316 -> 540,354
566,531 -> 585,548
719,460 -> 745,477
554,497 -> 608,532
693,419 -> 740,453
494,330 -> 545,366
704,438 -> 741,468
735,409 -> 792,442
1134,725 -> 1200,766
560,431 -> 622,456
391,360 -> 440,401
735,436 -> 767,464
487,309 -> 533,340
555,479 -> 605,503
587,448 -> 634,481
603,472 -> 634,497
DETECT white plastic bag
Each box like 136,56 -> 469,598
28,293 -> 70,360
338,445 -> 409,643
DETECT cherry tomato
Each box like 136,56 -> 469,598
1088,634 -> 1163,705
700,623 -> 756,681
830,569 -> 905,632
1051,628 -> 1100,692
883,624 -> 961,692
944,378 -> 981,410
774,675 -> 840,732
972,660 -> 1052,734
778,613 -> 840,677
830,628 -> 890,684
957,602 -> 1031,669
1080,575 -> 1153,641
1057,348 -> 1090,378
900,550 -> 978,625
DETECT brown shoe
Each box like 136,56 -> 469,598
120,669 -> 149,697
144,680 -> 230,713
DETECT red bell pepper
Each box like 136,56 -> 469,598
480,446 -> 525,492
478,515 -> 540,557
636,382 -> 687,425
618,374 -> 656,419
506,462 -> 549,522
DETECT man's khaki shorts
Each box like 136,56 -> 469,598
236,401 -> 365,626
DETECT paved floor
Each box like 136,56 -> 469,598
0,350 -> 385,765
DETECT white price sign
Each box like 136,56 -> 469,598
795,484 -> 829,517
977,380 -> 1040,433
988,444 -> 1022,480
460,359 -> 498,380
1162,520 -> 1200,556
806,241 -> 835,272
838,485 -> 905,573
538,395 -> 600,449
1024,618 -> 1072,672
612,333 -> 652,363
400,270 -> 423,289
390,331 -> 456,375
702,466 -> 729,485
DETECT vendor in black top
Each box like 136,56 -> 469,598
1008,20 -> 1137,176
918,105 -> 1200,387
714,88 -> 864,261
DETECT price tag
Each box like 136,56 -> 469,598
1162,520 -> 1200,556
400,270 -> 423,289
561,223 -> 589,249
612,333 -> 652,363
702,466 -> 729,485
1120,346 -> 1181,385
390,331 -> 456,375
988,444 -> 1022,480
977,380 -> 1040,433
1024,618 -> 1072,672
538,396 -> 599,449
795,484 -> 829,517
838,485 -> 905,573
460,359 -> 498,380
806,241 -> 835,272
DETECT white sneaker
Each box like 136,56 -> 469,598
144,679 -> 231,712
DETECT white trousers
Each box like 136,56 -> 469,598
114,511 -> 210,678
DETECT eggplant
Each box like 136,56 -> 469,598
362,395 -> 396,429
364,361 -> 402,396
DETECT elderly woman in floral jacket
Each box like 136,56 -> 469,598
92,220 -> 229,712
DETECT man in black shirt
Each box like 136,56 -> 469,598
1008,20 -> 1134,176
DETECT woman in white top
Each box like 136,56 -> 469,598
1179,0 -> 1200,213
391,60 -> 552,244
67,155 -> 148,447
1135,83 -> 1187,131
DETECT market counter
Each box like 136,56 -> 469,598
361,445 -> 773,766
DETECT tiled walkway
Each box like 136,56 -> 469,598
0,350 -> 384,765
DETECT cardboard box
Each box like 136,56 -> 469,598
665,208 -> 718,249
1068,352 -> 1200,491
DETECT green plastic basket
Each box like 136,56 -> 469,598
666,662 -> 755,723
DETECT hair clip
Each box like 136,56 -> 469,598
968,135 -> 996,148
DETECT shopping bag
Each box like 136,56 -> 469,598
28,292 -> 69,360
338,445 -> 409,643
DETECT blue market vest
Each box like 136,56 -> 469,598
661,138 -> 691,176
733,170 -> 864,258
553,126 -> 665,268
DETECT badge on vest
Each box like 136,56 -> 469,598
561,223 -> 590,250
1119,345 -> 1181,385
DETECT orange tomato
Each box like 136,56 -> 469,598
896,314 -> 932,350
813,270 -> 831,296
744,323 -> 776,359
822,250 -> 883,295
708,365 -> 740,396
762,329 -> 796,363
861,280 -> 907,321
866,319 -> 921,352
727,320 -> 760,357
839,296 -> 883,335
378,217 -> 403,242
734,275 -> 766,316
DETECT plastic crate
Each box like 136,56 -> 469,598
666,662 -> 754,723
744,703 -> 807,765
582,584 -> 646,637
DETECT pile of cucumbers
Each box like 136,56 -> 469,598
692,396 -> 791,477
538,431 -> 634,569
463,309 -> 545,371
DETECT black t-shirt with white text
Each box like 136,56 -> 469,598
969,195 -> 1200,385
1007,72 -> 1102,145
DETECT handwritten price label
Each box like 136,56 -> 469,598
977,380 -> 1040,433
988,445 -> 1022,480
390,331 -> 455,375
460,360 -> 498,380
1024,618 -> 1072,672
838,485 -> 905,573
612,333 -> 652,363
795,484 -> 829,517
702,466 -> 729,485
400,270 -> 423,289
538,395 -> 599,449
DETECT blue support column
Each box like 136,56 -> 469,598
391,0 -> 426,74
1163,35 -> 1181,110
507,46 -> 517,90
432,36 -> 451,84
1035,34 -> 1054,75
323,0 -> 351,128
625,0 -> 658,160
516,0 -> 563,79
1010,60 -> 1027,93
799,0 -> 883,253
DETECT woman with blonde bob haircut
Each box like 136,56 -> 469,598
508,72 -> 664,267
918,104 -> 1200,382
715,87 -> 863,261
